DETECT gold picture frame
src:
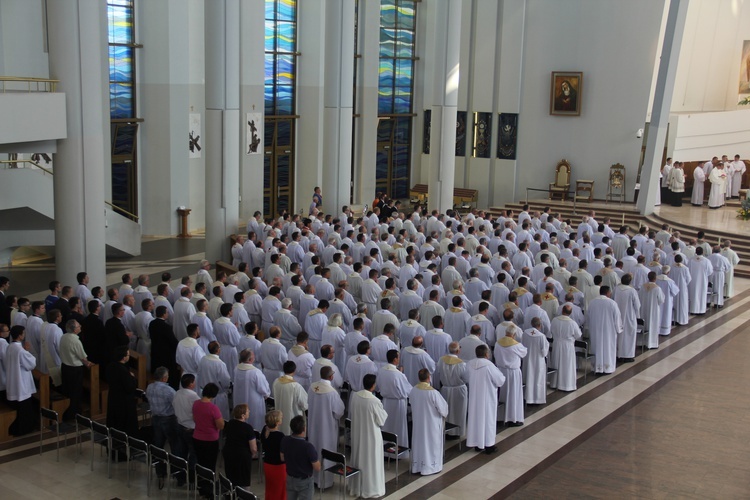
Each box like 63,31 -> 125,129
550,71 -> 583,116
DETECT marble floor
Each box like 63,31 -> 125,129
1,236 -> 750,499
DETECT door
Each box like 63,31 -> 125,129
263,119 -> 295,217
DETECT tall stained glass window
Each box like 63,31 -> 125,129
377,0 -> 417,200
264,0 -> 298,217
107,0 -> 141,219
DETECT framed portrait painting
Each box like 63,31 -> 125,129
550,71 -> 582,116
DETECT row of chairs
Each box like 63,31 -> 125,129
39,407 -> 258,499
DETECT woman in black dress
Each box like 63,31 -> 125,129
222,404 -> 258,487
260,409 -> 286,500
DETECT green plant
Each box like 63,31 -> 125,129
737,197 -> 750,220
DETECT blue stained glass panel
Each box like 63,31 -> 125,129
265,122 -> 275,147
378,60 -> 394,88
396,31 -> 414,57
276,85 -> 294,115
397,6 -> 415,29
376,151 -> 389,181
394,117 -> 410,144
264,85 -> 275,114
109,46 -> 132,82
395,59 -> 412,86
110,83 -> 132,118
112,124 -> 137,155
265,59 -> 275,85
380,29 -> 396,57
378,95 -> 393,115
277,22 -> 296,52
391,180 -> 408,199
381,2 -> 397,28
277,155 -> 290,186
264,156 -> 272,189
108,5 -> 132,45
265,21 -> 276,51
377,120 -> 393,142
265,0 -> 276,20
277,0 -> 295,22
276,55 -> 294,85
276,120 -> 292,147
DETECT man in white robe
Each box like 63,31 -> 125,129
468,304 -> 496,347
400,335 -> 436,386
172,288 -> 196,341
258,327 -> 288,395
655,267 -> 680,335
443,296 -> 472,342
308,366 -> 345,490
687,248 -> 714,314
213,303 -> 240,373
274,298 -> 302,350
243,283 -> 263,325
345,340 -> 378,392
191,300 -> 215,354
614,275 -> 641,360
418,291 -> 446,330
348,373 -> 388,498
424,316 -> 452,363
587,286 -> 623,373
721,240 -> 740,298
465,344 -> 505,453
370,324 -> 399,369
494,325 -> 527,425
549,306 -> 582,391
435,342 -> 468,437
731,155 -> 746,197
708,247 -> 731,308
306,301 -> 330,357
521,318 -> 549,404
691,165 -> 706,206
273,360 -> 309,435
176,324 -> 205,385
377,350 -> 412,452
233,349 -> 270,431
39,311 -> 64,386
708,164 -> 728,208
399,310 -> 426,351
288,332 -> 316,391
7,325 -> 37,436
311,345 -> 344,389
260,287 -> 282,333
668,256 -> 692,326
197,341 -> 232,419
639,273 -> 665,349
409,369 -> 449,475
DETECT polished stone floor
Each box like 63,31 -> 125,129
1,234 -> 749,499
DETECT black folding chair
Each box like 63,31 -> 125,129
90,420 -> 110,474
235,486 -> 258,500
74,413 -> 91,462
126,435 -> 149,490
169,452 -> 191,499
574,339 -> 595,384
39,407 -> 75,462
149,445 -> 170,497
219,473 -> 235,500
109,428 -> 129,479
320,448 -> 360,500
382,430 -> 409,485
194,463 -> 216,500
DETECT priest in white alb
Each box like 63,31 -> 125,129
465,344 -> 505,454
495,325 -> 528,425
614,275 -> 641,360
377,350 -> 412,453
655,267 -> 680,335
586,286 -> 623,374
687,248 -> 713,314
708,247 -> 731,308
549,306 -> 582,391
708,163 -> 728,209
691,164 -> 706,206
521,317 -> 550,405
232,349 -> 270,431
668,255 -> 692,325
349,373 -> 388,498
639,273 -> 665,349
435,342 -> 468,437
720,240 -> 740,298
409,368 -> 449,475
273,360 -> 309,435
308,366 -> 345,490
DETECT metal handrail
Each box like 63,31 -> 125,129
105,201 -> 140,222
0,159 -> 139,222
0,159 -> 54,176
525,187 -> 578,216
0,76 -> 59,92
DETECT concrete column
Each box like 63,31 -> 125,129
353,0 -> 381,206
424,0 -> 461,213
638,0 -> 690,215
47,0 -> 108,287
205,0 -> 240,262
322,0 -> 356,215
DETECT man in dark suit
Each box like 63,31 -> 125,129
149,305 -> 179,388
81,301 -> 106,368
0,276 -> 10,326
105,303 -> 131,366
51,285 -> 73,325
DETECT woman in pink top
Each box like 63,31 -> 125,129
192,383 -> 225,497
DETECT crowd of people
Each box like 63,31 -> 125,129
659,154 -> 746,208
0,199 -> 742,499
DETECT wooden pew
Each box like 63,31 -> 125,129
82,363 -> 102,418
32,369 -> 69,419
215,260 -> 238,278
410,184 -> 429,204
453,187 -> 479,209
0,401 -> 17,443
127,350 -> 148,390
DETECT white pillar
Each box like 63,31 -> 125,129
638,0 -> 689,215
205,0 -> 241,262
353,0 -> 381,206
47,0 -> 108,287
322,0 -> 356,215
424,0 -> 461,213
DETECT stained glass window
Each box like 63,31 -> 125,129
264,0 -> 298,217
377,0 -> 416,199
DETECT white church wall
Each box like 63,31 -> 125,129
670,109 -> 750,161
0,0 -> 49,78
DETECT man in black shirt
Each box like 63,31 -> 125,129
280,415 -> 320,500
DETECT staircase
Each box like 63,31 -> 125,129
488,198 -> 750,279
0,166 -> 141,264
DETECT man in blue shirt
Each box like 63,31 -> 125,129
280,415 -> 321,500
146,366 -> 178,487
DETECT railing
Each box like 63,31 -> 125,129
0,76 -> 59,93
524,187 -> 578,216
0,159 -> 140,222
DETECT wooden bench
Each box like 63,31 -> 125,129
32,369 -> 69,419
216,260 -> 239,279
0,401 -> 17,443
453,187 -> 479,209
128,350 -> 148,390
410,184 -> 428,204
82,363 -> 102,418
